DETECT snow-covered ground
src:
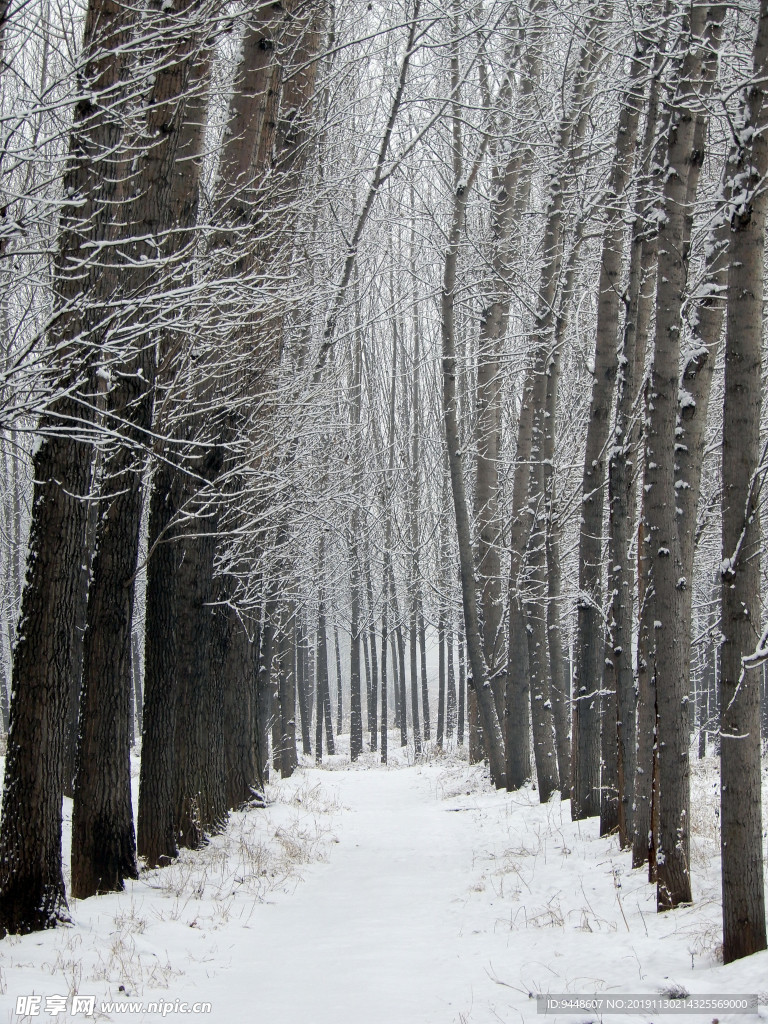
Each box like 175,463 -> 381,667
0,742 -> 766,1023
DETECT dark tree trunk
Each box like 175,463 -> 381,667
257,598 -> 277,782
457,630 -> 466,746
138,464 -> 181,868
380,595 -> 389,764
0,0 -> 137,935
446,618 -> 457,740
409,607 -> 423,756
365,558 -> 379,751
719,0 -> 768,959
278,606 -> 298,779
297,614 -> 312,757
334,623 -> 343,736
223,608 -> 260,808
437,608 -> 446,749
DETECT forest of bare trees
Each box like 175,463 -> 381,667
0,0 -> 766,973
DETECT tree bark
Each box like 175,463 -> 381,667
571,4 -> 639,823
719,0 -> 768,959
0,0 -> 137,932
441,132 -> 505,786
644,0 -> 724,910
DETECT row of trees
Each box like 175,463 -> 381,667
0,0 -> 766,967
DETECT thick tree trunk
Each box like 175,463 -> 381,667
137,43 -> 213,868
644,1 -> 724,910
598,19 -> 664,836
719,0 -> 768,960
0,0 -> 137,932
223,608 -> 260,808
138,467 -> 182,866
607,56 -> 664,845
73,1 -> 214,897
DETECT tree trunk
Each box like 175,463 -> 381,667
446,617 -> 457,740
571,8 -> 641,823
437,608 -> 446,749
279,605 -> 298,779
365,556 -> 379,751
334,623 -> 343,735
644,1 -> 724,910
719,0 -> 768,960
380,592 -> 389,764
0,0 -> 137,932
506,367 -> 534,789
440,133 -> 506,787
457,629 -> 466,746
297,614 -> 312,757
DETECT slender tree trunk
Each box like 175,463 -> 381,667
479,0 -> 548,737
380,592 -> 389,764
279,604 -> 298,778
315,536 -> 335,760
334,623 -> 343,736
571,6 -> 641,823
297,614 -> 312,756
507,368 -> 534,789
391,573 -> 409,749
457,629 -> 466,746
446,617 -> 457,740
257,595 -> 278,782
441,133 -> 505,787
366,557 -> 379,751
409,605 -> 422,756
437,608 -> 446,749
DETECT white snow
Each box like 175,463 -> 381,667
0,748 -> 766,1023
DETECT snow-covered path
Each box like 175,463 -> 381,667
0,756 -> 766,1024
164,760 -> 768,1024
217,766 -> 493,1024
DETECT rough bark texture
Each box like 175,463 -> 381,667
607,46 -> 665,846
0,0 -> 137,932
72,0 -> 214,898
598,18 -> 661,836
223,608 -> 260,808
136,41 -> 212,867
719,0 -> 768,960
138,463 -> 182,867
644,1 -> 724,910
